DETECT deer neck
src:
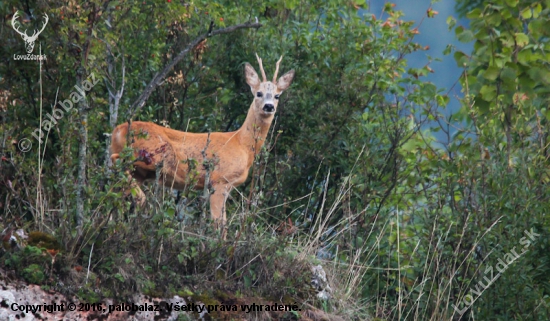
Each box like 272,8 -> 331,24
238,102 -> 274,158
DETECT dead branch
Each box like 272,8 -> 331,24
128,21 -> 262,119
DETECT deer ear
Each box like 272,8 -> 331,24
277,69 -> 295,91
244,63 -> 260,90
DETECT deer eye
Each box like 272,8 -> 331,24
274,94 -> 280,100
256,92 -> 263,98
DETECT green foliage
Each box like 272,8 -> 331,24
4,245 -> 52,285
440,0 -> 550,319
4,245 -> 43,269
22,264 -> 46,284
77,283 -> 102,304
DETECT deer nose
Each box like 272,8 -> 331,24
263,104 -> 275,112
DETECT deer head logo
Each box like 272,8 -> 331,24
12,12 -> 49,53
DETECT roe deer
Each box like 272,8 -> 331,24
110,54 -> 295,229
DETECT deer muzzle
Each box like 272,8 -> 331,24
263,104 -> 275,113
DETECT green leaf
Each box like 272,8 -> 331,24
443,44 -> 453,55
114,273 -> 125,282
454,191 -> 462,202
456,27 -> 474,43
447,16 -> 456,30
480,85 -> 497,101
485,13 -> 502,26
515,33 -> 529,47
518,74 -> 537,90
500,33 -> 515,47
466,8 -> 482,19
533,3 -> 542,18
527,68 -> 550,85
528,20 -> 544,37
436,94 -> 450,106
501,67 -> 517,81
461,30 -> 475,43
517,50 -> 532,65
454,51 -> 469,67
400,140 -> 420,154
483,66 -> 500,81
244,275 -> 252,288
504,0 -> 518,7
389,231 -> 397,244
520,7 -> 532,19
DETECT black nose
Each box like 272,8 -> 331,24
263,104 -> 275,112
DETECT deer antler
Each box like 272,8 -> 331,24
255,53 -> 267,82
11,12 -> 28,38
272,55 -> 283,82
28,13 -> 49,42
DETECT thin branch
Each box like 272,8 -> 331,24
129,21 -> 262,119
86,242 -> 94,284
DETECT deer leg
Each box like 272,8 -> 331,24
209,185 -> 229,236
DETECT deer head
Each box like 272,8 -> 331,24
12,12 -> 49,53
244,54 -> 295,119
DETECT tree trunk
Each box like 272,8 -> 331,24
75,67 -> 88,233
